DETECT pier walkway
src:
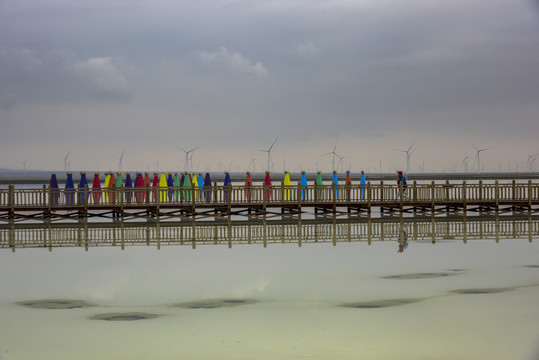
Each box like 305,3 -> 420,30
1,180 -> 538,223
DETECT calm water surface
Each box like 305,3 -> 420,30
1,234 -> 538,359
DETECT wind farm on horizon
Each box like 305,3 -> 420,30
5,137 -> 539,177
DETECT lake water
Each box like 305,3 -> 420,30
1,220 -> 539,359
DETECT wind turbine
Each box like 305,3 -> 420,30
336,154 -> 344,173
248,155 -> 256,174
397,142 -> 415,174
178,146 -> 200,173
461,154 -> 469,173
257,136 -> 278,171
472,144 -> 488,173
526,153 -> 538,172
322,139 -> 340,172
118,150 -> 124,172
64,150 -> 71,172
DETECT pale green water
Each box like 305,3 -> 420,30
1,236 -> 538,359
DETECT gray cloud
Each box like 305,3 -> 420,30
197,47 -> 269,78
296,41 -> 321,58
69,57 -> 130,100
0,46 -> 131,108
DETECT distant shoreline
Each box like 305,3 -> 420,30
1,171 -> 538,185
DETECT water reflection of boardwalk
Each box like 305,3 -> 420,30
1,215 -> 537,251
1,181 -> 538,223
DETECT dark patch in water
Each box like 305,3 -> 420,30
90,312 -> 159,321
172,298 -> 258,309
340,298 -> 426,309
16,299 -> 93,309
450,287 -> 515,295
447,269 -> 466,272
524,265 -> 539,268
381,272 -> 457,280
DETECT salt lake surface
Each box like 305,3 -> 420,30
1,231 -> 538,359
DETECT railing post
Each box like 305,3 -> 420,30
297,182 -> 302,213
263,184 -> 267,212
42,184 -> 47,207
512,180 -> 516,201
528,180 -> 532,211
462,181 -> 467,212
156,184 -> 160,209
479,180 -> 483,201
431,181 -> 435,213
84,185 -> 88,218
120,185 -> 124,220
367,181 -> 372,213
8,185 -> 14,222
413,180 -> 417,202
47,185 -> 52,216
332,183 -> 337,213
191,181 -> 196,219
399,181 -> 403,212
495,180 -> 499,212
380,180 -> 384,214
227,184 -> 232,216
75,184 -> 80,205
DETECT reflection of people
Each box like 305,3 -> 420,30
398,225 -> 408,253
397,170 -> 408,199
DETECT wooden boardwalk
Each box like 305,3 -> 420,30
1,215 -> 537,251
1,180 -> 539,223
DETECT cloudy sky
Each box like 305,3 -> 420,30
1,0 -> 539,173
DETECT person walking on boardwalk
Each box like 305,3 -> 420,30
397,170 -> 408,199
360,170 -> 367,199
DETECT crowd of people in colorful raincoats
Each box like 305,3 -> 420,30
48,170 -> 374,206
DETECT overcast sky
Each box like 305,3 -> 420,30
1,0 -> 539,173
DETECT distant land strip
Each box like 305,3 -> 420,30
0,171 -> 538,185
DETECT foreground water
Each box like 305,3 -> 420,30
1,235 -> 538,359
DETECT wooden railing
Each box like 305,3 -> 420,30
1,181 -> 538,209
